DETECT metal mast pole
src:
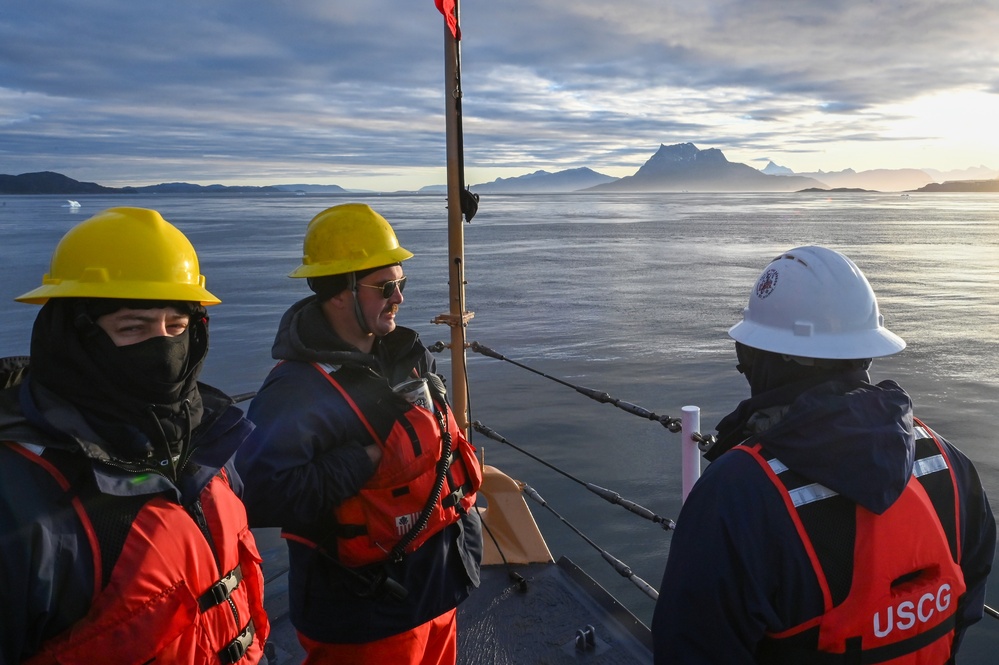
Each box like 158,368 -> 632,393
435,0 -> 474,432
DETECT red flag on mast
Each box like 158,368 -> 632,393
435,0 -> 461,40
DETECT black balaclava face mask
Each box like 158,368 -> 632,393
83,324 -> 193,403
27,298 -> 208,463
707,342 -> 873,461
735,341 -> 871,397
736,342 -> 813,397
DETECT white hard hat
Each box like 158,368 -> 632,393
728,246 -> 906,360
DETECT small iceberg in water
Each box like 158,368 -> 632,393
64,200 -> 82,208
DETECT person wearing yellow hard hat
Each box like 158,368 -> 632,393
651,246 -> 995,664
236,203 -> 482,664
0,207 -> 269,664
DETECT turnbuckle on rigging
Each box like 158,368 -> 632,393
465,341 -> 717,449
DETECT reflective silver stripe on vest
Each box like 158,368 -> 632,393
768,458 -> 839,507
788,483 -> 839,507
768,458 -> 789,474
17,442 -> 45,456
768,444 -> 947,508
913,454 -> 948,477
913,423 -> 949,477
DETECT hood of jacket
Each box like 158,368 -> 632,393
743,377 -> 915,514
271,296 -> 428,381
0,378 -> 250,501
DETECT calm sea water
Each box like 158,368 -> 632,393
2,192 -> 998,655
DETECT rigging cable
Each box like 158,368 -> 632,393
520,482 -> 660,601
473,421 -> 675,532
468,341 -> 717,449
446,4 -> 478,224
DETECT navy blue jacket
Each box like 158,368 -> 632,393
651,377 -> 995,664
236,297 -> 481,643
0,377 -> 254,665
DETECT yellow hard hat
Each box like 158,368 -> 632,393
16,207 -> 221,306
288,203 -> 414,278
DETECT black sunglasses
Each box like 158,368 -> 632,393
358,276 -> 407,299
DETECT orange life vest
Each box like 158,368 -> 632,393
9,443 -> 270,665
312,363 -> 482,568
739,419 -> 966,664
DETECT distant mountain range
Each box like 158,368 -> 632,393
589,143 -> 825,192
0,171 -> 349,195
762,162 -> 936,192
913,179 -> 999,193
4,143 -> 998,195
459,144 -> 997,193
420,167 -> 617,194
468,145 -> 998,193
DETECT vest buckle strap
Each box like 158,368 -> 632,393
442,483 -> 470,509
219,619 -> 256,665
334,523 -> 368,539
198,564 -> 244,611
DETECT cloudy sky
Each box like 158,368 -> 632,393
2,0 -> 998,190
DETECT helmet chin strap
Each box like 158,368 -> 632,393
347,272 -> 372,336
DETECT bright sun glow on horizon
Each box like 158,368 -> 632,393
770,89 -> 999,175
888,89 -> 999,142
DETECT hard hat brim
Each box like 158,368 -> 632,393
287,246 -> 414,279
728,319 -> 906,360
15,281 -> 222,306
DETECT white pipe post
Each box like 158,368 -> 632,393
681,406 -> 702,502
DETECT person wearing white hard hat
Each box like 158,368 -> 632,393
652,246 -> 995,664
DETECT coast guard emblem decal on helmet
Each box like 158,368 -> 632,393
756,268 -> 779,299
